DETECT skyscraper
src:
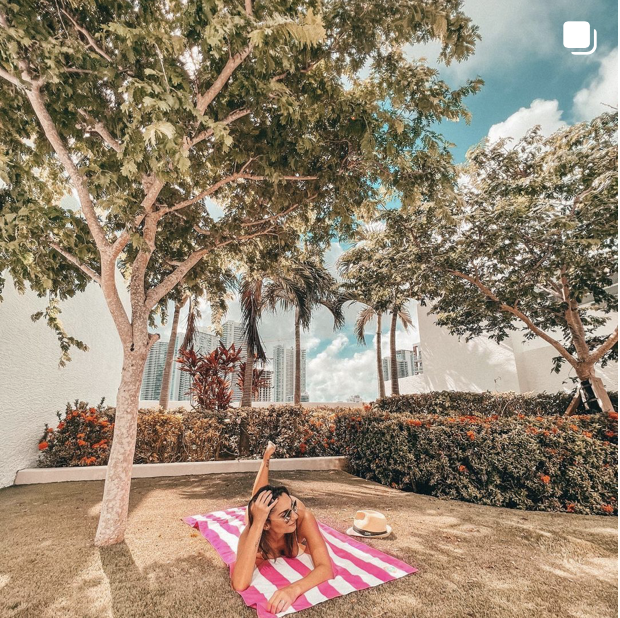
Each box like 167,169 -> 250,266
140,340 -> 169,400
220,320 -> 246,402
272,344 -> 308,402
382,348 -> 422,381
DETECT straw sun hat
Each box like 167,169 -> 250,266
346,510 -> 392,539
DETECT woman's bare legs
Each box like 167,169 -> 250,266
247,442 -> 277,523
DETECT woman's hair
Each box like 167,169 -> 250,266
248,484 -> 297,560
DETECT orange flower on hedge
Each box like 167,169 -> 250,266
47,428 -> 54,433
604,430 -> 616,438
601,504 -> 614,514
540,474 -> 550,484
38,441 -> 49,450
77,433 -> 85,439
407,419 -> 423,426
569,424 -> 579,432
466,431 -> 475,441
535,416 -> 544,422
57,422 -> 65,430
608,411 -> 618,420
458,465 -> 467,472
77,439 -> 87,446
299,443 -> 307,454
517,414 -> 525,419
582,431 -> 593,438
566,503 -> 576,513
542,430 -> 550,437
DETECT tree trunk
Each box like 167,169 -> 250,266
574,363 -> 615,413
564,391 -> 581,416
94,338 -> 151,546
294,307 -> 301,405
158,300 -> 183,410
241,349 -> 254,408
376,312 -> 385,399
390,310 -> 399,396
239,351 -> 254,457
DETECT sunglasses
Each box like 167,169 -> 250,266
280,499 -> 298,524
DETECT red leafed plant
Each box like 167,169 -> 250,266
176,342 -> 242,411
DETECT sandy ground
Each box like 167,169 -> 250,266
0,469 -> 617,618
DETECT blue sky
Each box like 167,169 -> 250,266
158,0 -> 618,402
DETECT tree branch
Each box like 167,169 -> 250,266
49,242 -> 101,284
589,327 -> 619,364
61,9 -> 114,64
25,82 -> 109,253
78,109 -> 122,152
145,227 -> 275,309
446,268 -> 578,368
186,107 -> 251,150
196,46 -> 252,116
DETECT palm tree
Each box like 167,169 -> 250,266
158,294 -> 189,409
264,260 -> 344,404
239,276 -> 268,408
353,303 -> 386,399
388,300 -> 413,396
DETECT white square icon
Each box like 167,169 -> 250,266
563,21 -> 591,48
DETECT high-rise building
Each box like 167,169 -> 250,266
382,348 -> 423,382
256,358 -> 273,402
220,321 -> 246,402
273,344 -> 308,402
140,340 -> 169,400
141,327 -> 228,402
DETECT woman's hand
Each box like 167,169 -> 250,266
267,585 -> 298,614
250,489 -> 277,525
263,440 -> 276,460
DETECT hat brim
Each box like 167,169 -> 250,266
345,525 -> 392,539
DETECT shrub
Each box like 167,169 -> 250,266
346,410 -> 618,515
38,399 -> 114,467
372,390 -> 619,417
37,397 -> 617,516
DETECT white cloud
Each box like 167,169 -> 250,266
487,99 -> 567,144
405,0 -> 569,83
572,48 -> 618,121
308,335 -> 378,402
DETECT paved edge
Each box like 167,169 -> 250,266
13,456 -> 350,485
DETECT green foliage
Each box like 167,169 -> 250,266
374,390 -> 619,418
37,396 -> 618,515
346,410 -> 618,515
0,0 -> 482,365
37,399 -> 114,467
384,112 -> 618,376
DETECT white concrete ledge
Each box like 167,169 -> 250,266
14,456 -> 349,485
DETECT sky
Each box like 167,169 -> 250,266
155,0 -> 619,402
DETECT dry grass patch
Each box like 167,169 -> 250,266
0,470 -> 617,618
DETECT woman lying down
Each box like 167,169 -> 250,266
231,441 -> 334,614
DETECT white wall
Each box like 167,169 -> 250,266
393,303 -> 618,397
0,269 -> 129,488
388,304 -> 522,395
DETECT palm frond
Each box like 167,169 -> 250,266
354,306 -> 376,345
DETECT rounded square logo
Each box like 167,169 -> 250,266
563,21 -> 591,48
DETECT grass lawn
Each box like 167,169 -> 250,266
0,469 -> 617,618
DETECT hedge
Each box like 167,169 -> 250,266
372,390 -> 619,417
37,397 -> 618,515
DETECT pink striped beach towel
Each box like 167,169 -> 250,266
184,507 -> 417,617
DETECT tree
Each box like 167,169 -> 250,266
339,227 -> 414,397
0,0 -> 480,545
352,304 -> 386,398
158,294 -> 189,409
264,257 -> 344,404
388,112 -> 618,411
